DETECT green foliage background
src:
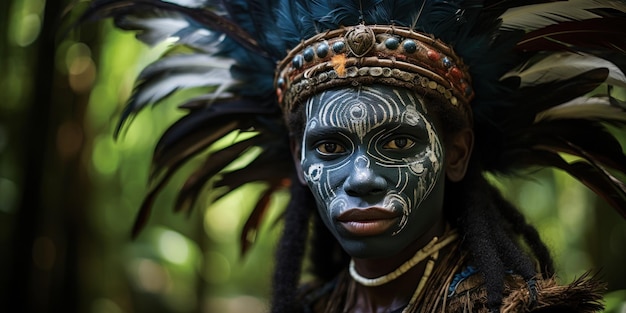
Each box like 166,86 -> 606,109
0,0 -> 625,312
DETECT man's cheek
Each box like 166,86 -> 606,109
329,195 -> 350,214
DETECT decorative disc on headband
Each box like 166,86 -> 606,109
345,25 -> 376,57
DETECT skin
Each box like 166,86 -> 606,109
300,85 -> 446,258
291,84 -> 474,312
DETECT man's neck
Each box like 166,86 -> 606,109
349,218 -> 447,313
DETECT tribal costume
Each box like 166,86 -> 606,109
299,234 -> 605,312
76,0 -> 626,312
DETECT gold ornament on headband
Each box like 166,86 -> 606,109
275,25 -> 474,116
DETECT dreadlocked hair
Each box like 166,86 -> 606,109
493,190 -> 555,277
445,158 -> 555,312
271,186 -> 348,313
270,180 -> 313,313
309,211 -> 350,281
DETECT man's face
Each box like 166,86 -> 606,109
300,85 -> 446,258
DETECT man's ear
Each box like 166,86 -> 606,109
290,137 -> 308,186
445,128 -> 474,182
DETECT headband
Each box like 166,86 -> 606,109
276,25 -> 473,120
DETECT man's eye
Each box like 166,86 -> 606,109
383,137 -> 415,150
316,142 -> 346,155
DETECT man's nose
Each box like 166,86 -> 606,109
343,155 -> 387,197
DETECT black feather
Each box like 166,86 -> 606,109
502,68 -> 609,129
173,135 -> 265,213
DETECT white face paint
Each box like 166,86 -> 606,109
300,85 -> 446,258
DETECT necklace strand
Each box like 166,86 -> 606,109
402,250 -> 438,313
349,231 -> 458,287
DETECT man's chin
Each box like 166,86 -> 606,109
337,235 -> 405,259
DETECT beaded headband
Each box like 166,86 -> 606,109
275,25 -> 474,118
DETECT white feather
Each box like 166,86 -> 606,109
135,71 -> 235,105
535,96 -> 626,122
117,13 -> 192,45
500,0 -> 626,31
139,54 -> 234,79
162,0 -> 207,8
501,52 -> 626,88
133,54 -> 236,108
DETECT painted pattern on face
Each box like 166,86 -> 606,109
300,85 -> 446,258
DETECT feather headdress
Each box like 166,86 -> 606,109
77,0 -> 626,250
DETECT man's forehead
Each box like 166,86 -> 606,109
302,87 -> 433,141
306,86 -> 426,117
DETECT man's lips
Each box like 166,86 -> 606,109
336,207 -> 400,236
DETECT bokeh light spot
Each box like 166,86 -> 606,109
204,296 -> 268,313
136,259 -> 171,293
13,14 -> 41,47
86,84 -> 118,129
91,298 -> 124,313
69,57 -> 97,93
65,43 -> 92,69
204,201 -> 239,243
0,178 -> 18,214
92,136 -> 120,176
158,230 -> 190,265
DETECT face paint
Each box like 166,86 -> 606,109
300,85 -> 446,258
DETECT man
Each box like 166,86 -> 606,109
80,0 -> 626,311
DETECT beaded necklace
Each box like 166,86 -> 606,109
349,230 -> 459,313
349,230 -> 458,286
